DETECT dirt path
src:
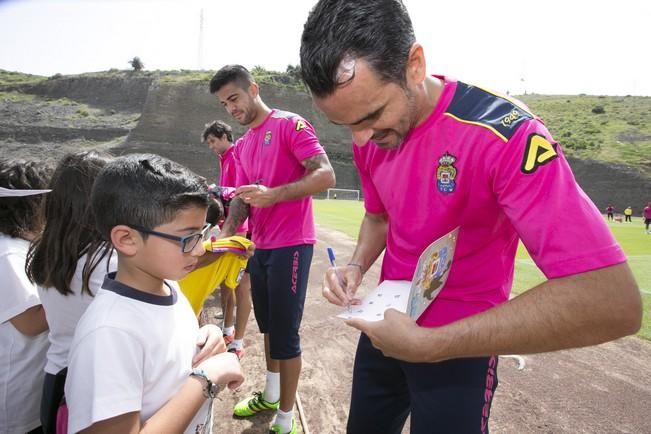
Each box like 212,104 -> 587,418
208,226 -> 651,433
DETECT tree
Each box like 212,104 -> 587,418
286,64 -> 302,83
128,56 -> 144,71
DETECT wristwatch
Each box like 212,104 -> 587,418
190,368 -> 220,399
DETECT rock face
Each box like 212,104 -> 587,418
121,79 -> 358,189
23,74 -> 153,112
1,73 -> 649,211
566,157 -> 650,213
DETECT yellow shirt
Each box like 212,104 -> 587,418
624,208 -> 633,216
179,237 -> 253,315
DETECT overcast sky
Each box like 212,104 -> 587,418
1,0 -> 649,96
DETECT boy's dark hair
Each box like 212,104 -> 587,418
206,198 -> 224,226
91,154 -> 211,241
202,120 -> 233,143
209,64 -> 255,94
0,158 -> 53,239
300,0 -> 415,97
26,151 -> 113,296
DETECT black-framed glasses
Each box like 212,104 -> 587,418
128,223 -> 212,253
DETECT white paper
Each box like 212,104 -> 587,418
0,187 -> 52,197
337,280 -> 411,321
337,227 -> 459,322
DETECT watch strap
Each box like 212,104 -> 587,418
190,368 -> 218,399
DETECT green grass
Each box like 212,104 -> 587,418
0,69 -> 46,87
313,199 -> 651,340
518,94 -> 651,175
0,91 -> 37,103
313,198 -> 365,238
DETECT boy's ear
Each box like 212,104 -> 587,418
110,225 -> 140,256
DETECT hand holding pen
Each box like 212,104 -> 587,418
325,247 -> 364,311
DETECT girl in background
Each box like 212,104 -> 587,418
0,158 -> 53,434
26,151 -> 115,434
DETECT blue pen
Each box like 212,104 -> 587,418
327,247 -> 351,312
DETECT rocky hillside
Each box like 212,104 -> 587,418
1,70 -> 649,211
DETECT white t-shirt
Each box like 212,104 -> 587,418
65,273 -> 212,434
38,248 -> 117,374
0,234 -> 48,434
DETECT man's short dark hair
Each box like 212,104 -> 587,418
91,154 -> 210,240
202,120 -> 233,143
0,158 -> 53,238
209,64 -> 255,94
300,0 -> 415,97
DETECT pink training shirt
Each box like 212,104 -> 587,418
220,145 -> 248,233
354,76 -> 626,327
234,109 -> 325,249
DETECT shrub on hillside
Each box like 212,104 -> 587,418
592,105 -> 605,114
128,57 -> 144,72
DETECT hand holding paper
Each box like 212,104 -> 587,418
345,309 -> 428,363
337,227 -> 459,322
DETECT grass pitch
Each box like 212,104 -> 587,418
313,199 -> 651,340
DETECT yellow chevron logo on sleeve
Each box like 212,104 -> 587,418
521,133 -> 558,174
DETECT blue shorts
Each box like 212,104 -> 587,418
248,244 -> 313,360
347,333 -> 499,434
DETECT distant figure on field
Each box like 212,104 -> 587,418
606,205 -> 614,221
644,202 -> 651,233
624,206 -> 633,222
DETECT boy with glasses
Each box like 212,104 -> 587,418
65,153 -> 244,434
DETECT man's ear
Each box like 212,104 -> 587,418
406,42 -> 427,86
249,82 -> 260,99
110,225 -> 139,257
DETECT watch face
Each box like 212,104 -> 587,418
209,382 -> 221,398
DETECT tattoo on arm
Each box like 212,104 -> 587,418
222,197 -> 249,235
301,153 -> 331,172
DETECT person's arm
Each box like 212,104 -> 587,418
9,304 -> 48,336
80,352 -> 244,434
220,196 -> 249,237
322,211 -> 388,306
235,153 -> 336,208
347,259 -> 641,363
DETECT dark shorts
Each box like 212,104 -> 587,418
40,368 -> 67,434
248,244 -> 313,359
645,218 -> 650,225
347,333 -> 498,434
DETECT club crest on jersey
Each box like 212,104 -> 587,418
263,130 -> 272,146
436,152 -> 458,194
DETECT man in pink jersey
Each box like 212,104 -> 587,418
209,65 -> 335,434
300,1 -> 642,433
644,202 -> 651,233
202,119 -> 251,358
